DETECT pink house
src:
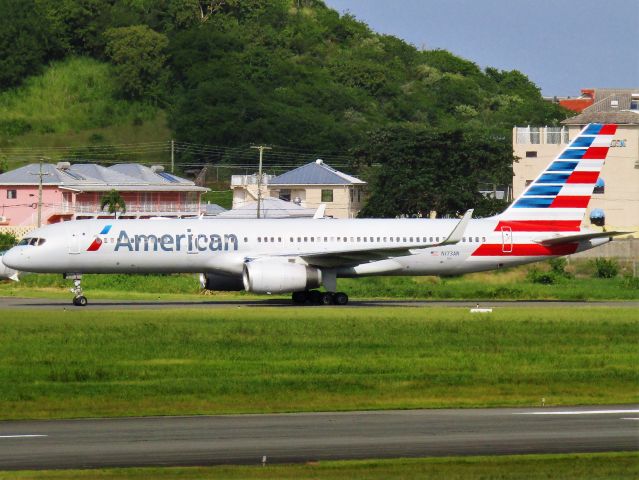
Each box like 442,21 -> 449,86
0,162 -> 208,226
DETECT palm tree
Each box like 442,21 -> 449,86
100,189 -> 127,219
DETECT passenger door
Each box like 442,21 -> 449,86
501,226 -> 513,254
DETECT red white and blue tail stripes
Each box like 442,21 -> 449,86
499,123 -> 616,231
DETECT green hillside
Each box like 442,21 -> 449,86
0,57 -> 170,165
0,0 -> 570,215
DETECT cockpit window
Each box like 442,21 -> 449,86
17,237 -> 46,246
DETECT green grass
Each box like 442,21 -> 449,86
0,307 -> 636,420
2,452 -> 638,479
202,190 -> 234,209
1,260 -> 637,301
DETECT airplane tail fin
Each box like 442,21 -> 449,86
497,123 -> 616,232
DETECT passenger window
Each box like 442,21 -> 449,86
409,237 -> 413,242
290,237 -> 294,242
343,237 -> 347,242
475,237 -> 479,243
324,237 -> 328,242
244,237 -> 248,242
298,237 -> 301,242
482,237 -> 486,242
429,237 -> 433,242
270,237 -> 274,242
383,237 -> 387,242
436,237 -> 440,242
304,237 -> 308,242
357,237 -> 361,242
311,237 -> 314,242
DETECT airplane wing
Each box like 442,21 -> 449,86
533,230 -> 633,247
248,209 -> 473,267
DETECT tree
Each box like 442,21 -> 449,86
0,0 -> 55,88
104,25 -> 169,102
100,190 -> 127,218
357,126 -> 513,218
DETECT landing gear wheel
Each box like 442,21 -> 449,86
308,290 -> 323,305
292,291 -> 308,305
321,292 -> 334,305
333,292 -> 349,305
73,296 -> 88,307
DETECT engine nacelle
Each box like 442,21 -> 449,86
199,272 -> 244,291
242,261 -> 322,294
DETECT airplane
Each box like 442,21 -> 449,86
2,123 -> 630,306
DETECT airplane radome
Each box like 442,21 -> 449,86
2,124 -> 629,307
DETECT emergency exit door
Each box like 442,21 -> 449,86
501,226 -> 513,253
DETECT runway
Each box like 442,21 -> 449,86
1,296 -> 637,310
0,405 -> 637,470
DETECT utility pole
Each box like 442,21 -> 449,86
250,145 -> 271,219
30,157 -> 50,228
171,139 -> 175,173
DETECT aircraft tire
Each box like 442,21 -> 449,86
321,292 -> 334,305
74,296 -> 88,307
292,291 -> 308,304
333,292 -> 348,305
308,290 -> 323,305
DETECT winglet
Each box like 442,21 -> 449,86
439,209 -> 473,246
313,204 -> 326,219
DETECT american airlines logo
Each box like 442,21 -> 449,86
87,226 -> 239,252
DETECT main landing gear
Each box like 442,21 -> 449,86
291,290 -> 349,306
65,273 -> 88,307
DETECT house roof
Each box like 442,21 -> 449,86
216,198 -> 316,218
561,88 -> 639,125
269,160 -> 365,186
561,110 -> 639,125
0,162 -> 208,192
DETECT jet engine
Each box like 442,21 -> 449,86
199,272 -> 244,291
242,261 -> 322,294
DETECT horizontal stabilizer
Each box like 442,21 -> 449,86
534,231 -> 633,246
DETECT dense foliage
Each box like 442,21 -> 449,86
0,0 -> 570,216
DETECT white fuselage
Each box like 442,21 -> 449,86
2,217 -> 607,280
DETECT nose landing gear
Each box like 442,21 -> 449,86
65,273 -> 88,307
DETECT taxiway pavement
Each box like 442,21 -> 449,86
1,296 -> 637,310
0,405 -> 637,470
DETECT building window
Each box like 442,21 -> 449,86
321,189 -> 333,202
525,151 -> 537,158
279,189 -> 291,202
7,190 -> 17,199
525,180 -> 533,187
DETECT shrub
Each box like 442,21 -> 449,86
0,232 -> 16,251
526,267 -> 556,285
0,118 -> 32,136
549,257 -> 573,279
592,258 -> 619,279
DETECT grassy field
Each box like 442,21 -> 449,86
2,452 -> 638,479
0,307 -> 636,420
1,260 -> 638,301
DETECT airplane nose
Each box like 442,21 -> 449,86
2,247 -> 26,270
